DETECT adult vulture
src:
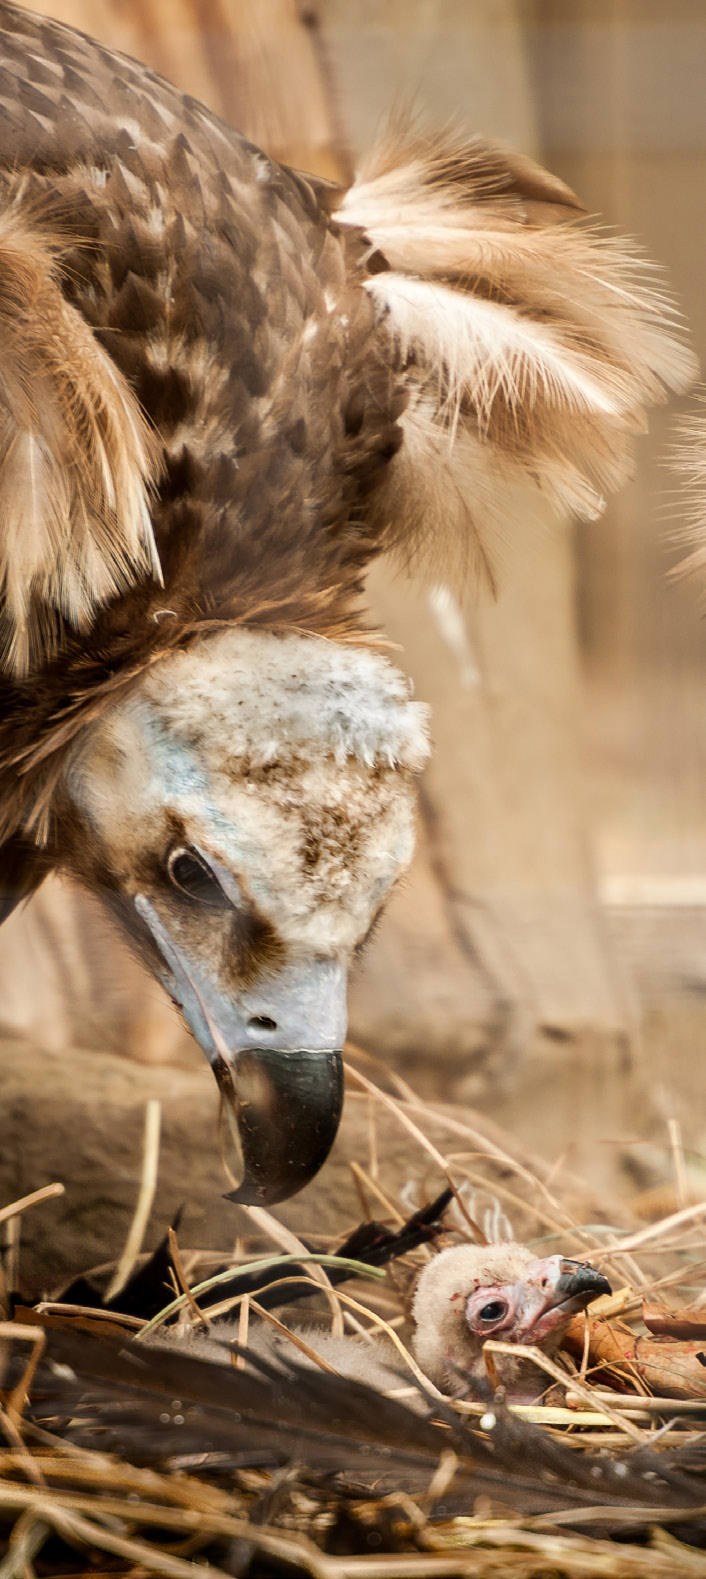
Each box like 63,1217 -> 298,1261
0,2 -> 695,1204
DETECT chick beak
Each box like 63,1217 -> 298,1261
134,894 -> 345,1205
520,1255 -> 612,1343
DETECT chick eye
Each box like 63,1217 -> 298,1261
479,1300 -> 507,1324
168,847 -> 228,907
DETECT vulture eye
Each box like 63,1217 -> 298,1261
478,1300 -> 507,1324
168,847 -> 228,907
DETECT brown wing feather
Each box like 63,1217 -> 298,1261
0,196 -> 162,674
0,1 -> 401,681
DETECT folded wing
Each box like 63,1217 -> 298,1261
0,200 -> 162,675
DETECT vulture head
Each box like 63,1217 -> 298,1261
0,2 -> 696,1203
412,1242 -> 611,1399
63,629 -> 427,1200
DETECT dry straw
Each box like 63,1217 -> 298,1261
3,1055 -> 706,1576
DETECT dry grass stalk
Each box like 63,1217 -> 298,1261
344,1063 -> 485,1241
591,1197 -> 706,1263
0,1326 -> 45,1424
668,1117 -> 689,1211
233,1290 -> 250,1369
104,1099 -> 161,1303
9,1062 -> 706,1574
349,1161 -> 406,1225
346,1046 -> 571,1214
6,1463 -> 705,1579
314,1282 -> 445,1395
34,1302 -> 144,1331
0,1401 -> 44,1490
136,1253 -> 386,1338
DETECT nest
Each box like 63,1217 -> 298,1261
3,1052 -> 706,1577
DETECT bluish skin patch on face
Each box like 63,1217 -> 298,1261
69,690 -> 414,947
66,697 -> 256,885
141,707 -> 413,923
139,704 -> 257,874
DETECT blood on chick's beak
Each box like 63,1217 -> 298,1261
134,894 -> 345,1205
516,1255 -> 612,1344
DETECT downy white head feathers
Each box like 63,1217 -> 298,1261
140,626 -> 431,775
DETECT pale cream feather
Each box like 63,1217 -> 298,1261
0,206 -> 163,675
669,409 -> 706,577
365,272 -> 629,420
336,126 -> 697,577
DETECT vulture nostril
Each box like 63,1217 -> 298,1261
248,1014 -> 278,1034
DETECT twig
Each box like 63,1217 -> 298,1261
344,1064 -> 484,1242
247,1300 -> 341,1374
483,1340 -> 644,1443
0,1184 -> 65,1228
136,1255 -> 386,1339
240,1205 -> 345,1336
168,1226 -> 211,1329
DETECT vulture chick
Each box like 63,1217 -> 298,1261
0,1 -> 696,1204
158,1241 -> 610,1406
411,1242 -> 611,1400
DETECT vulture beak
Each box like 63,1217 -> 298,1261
518,1255 -> 612,1343
134,895 -> 345,1205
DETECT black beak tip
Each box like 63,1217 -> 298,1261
561,1260 -> 612,1305
223,1048 -> 345,1207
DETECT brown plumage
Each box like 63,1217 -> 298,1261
0,2 -> 696,1203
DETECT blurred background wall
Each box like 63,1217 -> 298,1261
4,1 -> 706,1264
